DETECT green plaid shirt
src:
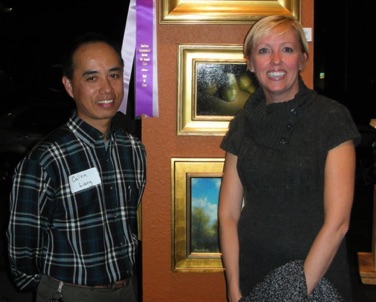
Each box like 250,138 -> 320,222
7,111 -> 146,290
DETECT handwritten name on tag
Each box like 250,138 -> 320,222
69,167 -> 101,193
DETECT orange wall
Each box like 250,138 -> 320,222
141,1 -> 314,301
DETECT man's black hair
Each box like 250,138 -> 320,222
61,32 -> 124,79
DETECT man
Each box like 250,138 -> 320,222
7,33 -> 146,302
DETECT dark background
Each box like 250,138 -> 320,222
0,0 -> 131,113
314,0 -> 376,125
1,0 -> 375,122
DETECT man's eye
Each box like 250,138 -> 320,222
110,74 -> 120,79
87,76 -> 96,81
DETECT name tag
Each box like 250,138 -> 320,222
69,167 -> 101,193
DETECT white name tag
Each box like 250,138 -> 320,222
69,167 -> 101,193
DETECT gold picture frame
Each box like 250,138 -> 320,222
171,158 -> 224,272
178,44 -> 255,136
160,0 -> 300,24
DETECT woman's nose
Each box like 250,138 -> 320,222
271,52 -> 281,64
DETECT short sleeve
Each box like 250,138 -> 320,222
318,101 -> 361,151
220,110 -> 246,156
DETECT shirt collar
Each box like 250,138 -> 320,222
67,110 -> 116,145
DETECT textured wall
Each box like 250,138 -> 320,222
141,1 -> 314,301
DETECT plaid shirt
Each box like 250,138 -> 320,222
7,111 -> 146,291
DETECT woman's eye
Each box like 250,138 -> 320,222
283,47 -> 294,53
258,48 -> 269,54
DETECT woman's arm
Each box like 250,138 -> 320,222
218,152 -> 245,302
304,140 -> 356,294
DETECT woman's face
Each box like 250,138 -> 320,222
248,27 -> 307,104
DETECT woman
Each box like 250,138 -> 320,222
218,15 -> 360,302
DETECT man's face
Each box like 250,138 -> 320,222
62,41 -> 124,130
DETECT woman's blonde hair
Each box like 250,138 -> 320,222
243,15 -> 309,59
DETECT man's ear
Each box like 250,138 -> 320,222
62,76 -> 74,98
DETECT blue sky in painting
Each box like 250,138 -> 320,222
191,177 -> 221,225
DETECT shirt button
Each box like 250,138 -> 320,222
286,123 -> 293,130
290,108 -> 297,115
280,137 -> 287,144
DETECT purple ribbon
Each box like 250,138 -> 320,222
120,0 -> 158,117
135,0 -> 156,117
119,0 -> 136,114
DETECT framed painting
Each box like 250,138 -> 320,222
160,0 -> 300,24
171,158 -> 224,272
178,44 -> 255,136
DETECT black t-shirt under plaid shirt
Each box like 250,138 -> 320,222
7,111 -> 146,291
